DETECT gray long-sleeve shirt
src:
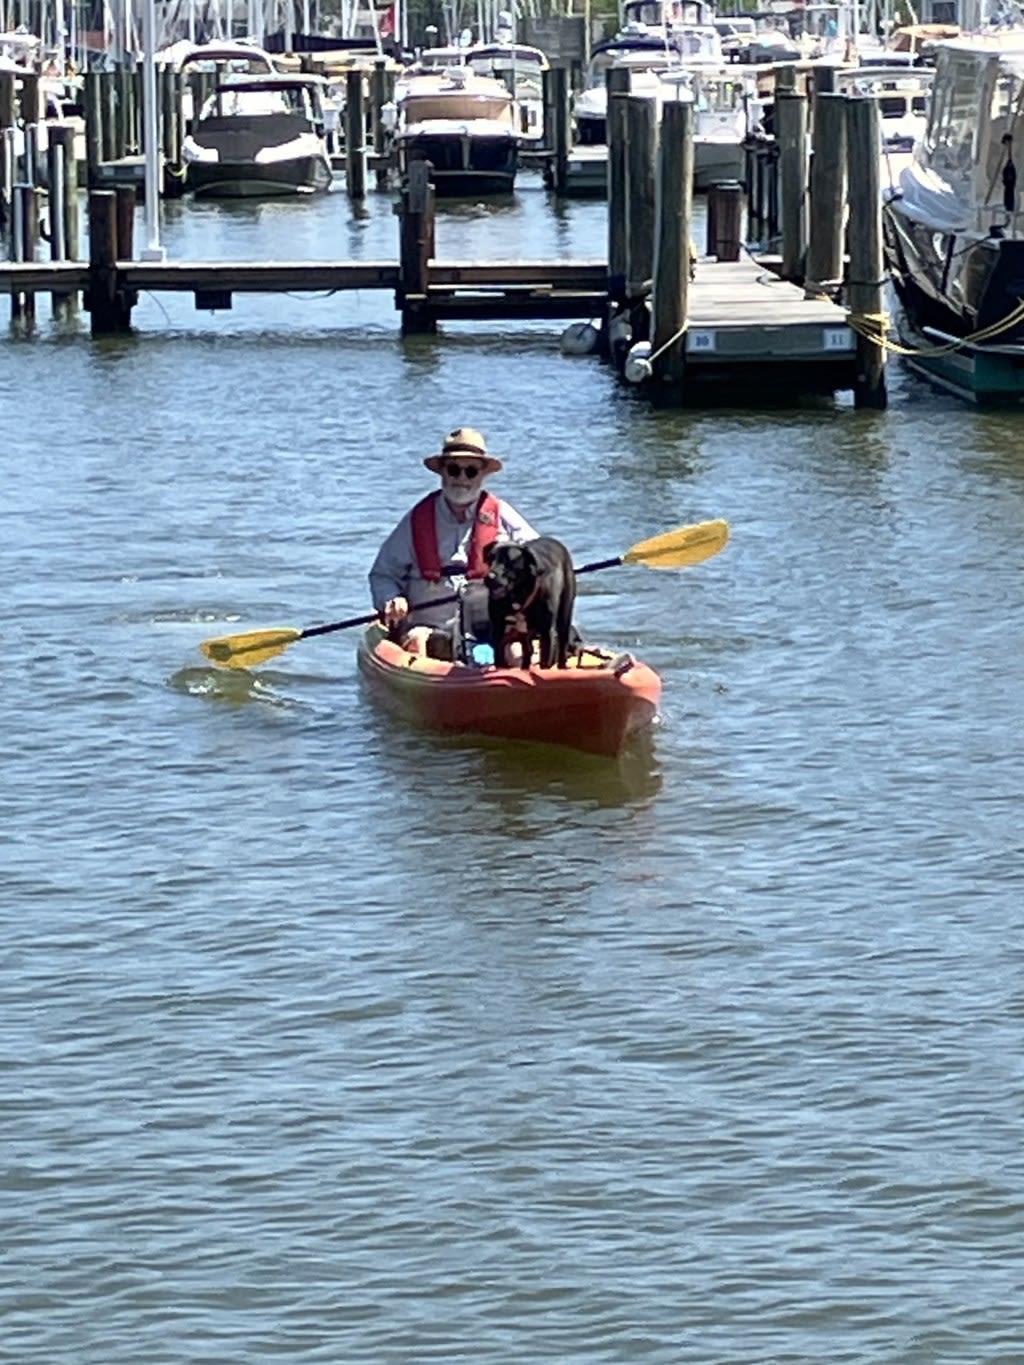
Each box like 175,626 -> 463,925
369,493 -> 538,629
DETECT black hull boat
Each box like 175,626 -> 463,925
397,130 -> 517,196
187,152 -> 332,198
885,217 -> 1024,343
882,36 -> 1024,402
182,73 -> 333,199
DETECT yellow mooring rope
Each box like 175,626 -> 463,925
844,295 -> 1024,358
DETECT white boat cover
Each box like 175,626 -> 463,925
896,160 -> 973,232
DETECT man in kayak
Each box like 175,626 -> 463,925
369,426 -> 537,659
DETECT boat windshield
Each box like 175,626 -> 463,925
664,72 -> 749,110
621,0 -> 710,26
208,85 -> 312,118
923,51 -> 983,168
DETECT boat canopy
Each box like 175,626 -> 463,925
157,39 -> 279,74
900,39 -> 1024,230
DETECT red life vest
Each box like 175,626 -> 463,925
410,491 -> 501,583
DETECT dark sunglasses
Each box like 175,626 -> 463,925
445,463 -> 481,479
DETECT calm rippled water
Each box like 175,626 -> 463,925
4,174 -> 1024,1363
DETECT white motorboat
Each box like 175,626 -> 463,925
395,65 -> 521,196
659,66 -> 767,187
181,72 -> 333,197
572,28 -> 724,147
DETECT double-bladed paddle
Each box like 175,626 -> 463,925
198,518 -> 730,670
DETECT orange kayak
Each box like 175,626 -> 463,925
357,624 -> 662,757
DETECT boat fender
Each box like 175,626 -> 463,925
608,309 -> 631,353
560,320 -> 600,356
624,340 -> 653,384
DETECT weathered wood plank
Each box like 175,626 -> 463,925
0,258 -> 608,296
122,261 -> 402,291
0,262 -> 90,292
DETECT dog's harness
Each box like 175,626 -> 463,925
410,491 -> 500,583
503,578 -> 542,635
498,576 -> 545,661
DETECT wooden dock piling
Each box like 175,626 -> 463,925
706,181 -> 742,261
776,87 -> 808,283
86,190 -> 133,335
548,66 -> 571,196
806,91 -> 847,297
17,74 -> 40,191
101,72 -> 119,163
651,99 -> 694,388
12,184 -> 42,323
345,68 -> 367,201
606,66 -> 631,303
46,127 -> 80,317
0,73 -> 13,233
84,72 -> 103,188
161,66 -> 184,195
845,96 -> 887,409
624,94 -> 657,337
17,72 -> 39,129
369,58 -> 394,188
0,70 -> 14,131
116,185 -> 135,261
398,160 -> 436,335
115,65 -> 133,156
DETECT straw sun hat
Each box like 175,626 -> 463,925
423,427 -> 503,476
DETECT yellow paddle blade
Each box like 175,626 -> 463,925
199,627 -> 303,669
623,518 -> 730,569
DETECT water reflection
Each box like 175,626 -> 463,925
359,690 -> 663,811
435,195 -> 519,219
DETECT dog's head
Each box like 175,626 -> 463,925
484,542 -> 539,603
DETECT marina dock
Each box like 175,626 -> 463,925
0,69 -> 886,408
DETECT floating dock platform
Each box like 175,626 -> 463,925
682,256 -> 856,393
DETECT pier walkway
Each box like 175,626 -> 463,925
683,257 -> 855,389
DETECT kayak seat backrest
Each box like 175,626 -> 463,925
457,582 -> 494,663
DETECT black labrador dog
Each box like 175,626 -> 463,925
483,537 -> 577,669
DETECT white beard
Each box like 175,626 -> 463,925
442,480 -> 481,508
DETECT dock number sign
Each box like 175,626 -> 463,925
823,327 -> 854,352
688,330 -> 717,353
